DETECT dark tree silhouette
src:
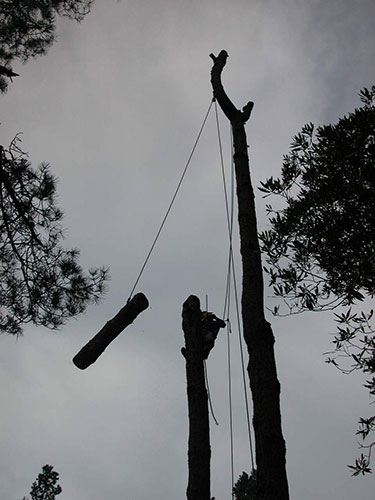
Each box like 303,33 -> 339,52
233,470 -> 257,500
259,85 -> 375,475
0,2 -> 105,334
0,137 -> 107,335
27,464 -> 62,500
73,292 -> 149,369
260,85 -> 375,313
0,0 -> 93,92
210,50 -> 289,500
181,295 -> 226,500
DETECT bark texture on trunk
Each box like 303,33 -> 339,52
73,292 -> 149,369
210,50 -> 289,500
182,295 -> 211,500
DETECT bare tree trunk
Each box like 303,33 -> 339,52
182,295 -> 211,500
210,50 -> 289,500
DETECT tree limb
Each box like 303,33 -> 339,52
209,50 -> 254,123
72,293 -> 149,369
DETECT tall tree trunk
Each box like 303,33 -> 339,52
210,50 -> 289,500
182,295 -> 211,500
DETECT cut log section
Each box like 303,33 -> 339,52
72,293 -> 149,370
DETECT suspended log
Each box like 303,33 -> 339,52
72,292 -> 149,370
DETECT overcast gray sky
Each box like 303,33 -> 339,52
1,0 -> 375,499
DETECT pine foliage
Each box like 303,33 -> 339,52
0,137 -> 107,335
0,0 -> 93,91
29,464 -> 62,500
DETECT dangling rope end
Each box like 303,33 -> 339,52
204,359 -> 220,426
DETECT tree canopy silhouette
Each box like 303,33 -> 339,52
260,85 -> 375,313
233,471 -> 257,500
259,85 -> 375,475
0,0 -> 93,92
0,137 -> 107,336
26,464 -> 62,500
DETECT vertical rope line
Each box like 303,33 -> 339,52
215,100 -> 235,495
214,101 -> 232,238
227,315 -> 235,497
215,100 -> 256,475
204,294 -> 220,426
216,100 -> 233,322
204,360 -> 219,426
230,239 -> 255,472
128,98 -> 214,300
229,127 -> 256,472
223,234 -> 234,495
222,244 -> 233,320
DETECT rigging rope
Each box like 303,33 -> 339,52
204,359 -> 219,426
226,308 -> 235,496
215,101 -> 236,493
228,127 -> 256,473
127,98 -> 215,300
125,94 -> 256,492
214,101 -> 256,477
204,294 -> 220,426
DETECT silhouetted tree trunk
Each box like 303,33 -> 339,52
210,50 -> 289,500
182,295 -> 211,500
